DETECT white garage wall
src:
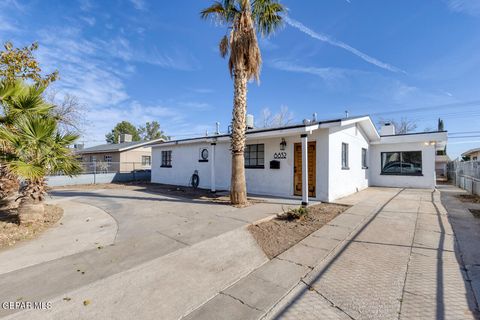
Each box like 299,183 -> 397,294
327,124 -> 369,201
369,142 -> 436,189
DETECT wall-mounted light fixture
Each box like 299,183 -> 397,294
280,138 -> 287,151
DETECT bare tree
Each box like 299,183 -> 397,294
378,117 -> 417,134
258,105 -> 293,128
46,91 -> 86,134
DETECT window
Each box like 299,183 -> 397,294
341,143 -> 349,169
142,155 -> 151,166
161,151 -> 172,167
381,151 -> 422,176
362,148 -> 368,169
245,144 -> 265,168
90,155 -> 96,162
104,155 -> 112,162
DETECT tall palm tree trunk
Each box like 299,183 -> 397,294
18,178 -> 46,224
230,67 -> 248,205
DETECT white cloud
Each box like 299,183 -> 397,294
445,0 -> 480,15
129,0 -> 146,10
283,16 -> 405,73
269,60 -> 351,82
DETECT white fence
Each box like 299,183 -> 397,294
448,161 -> 480,195
46,162 -> 151,187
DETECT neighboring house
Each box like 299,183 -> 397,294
461,148 -> 480,161
76,134 -> 165,172
149,115 -> 447,204
435,154 -> 451,181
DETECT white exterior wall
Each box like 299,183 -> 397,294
152,142 -> 218,190
151,130 -> 330,201
369,142 -> 436,189
327,124 -> 369,201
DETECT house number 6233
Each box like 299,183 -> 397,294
273,152 -> 287,159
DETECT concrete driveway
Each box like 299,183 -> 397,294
0,186 -> 292,319
1,186 -> 478,319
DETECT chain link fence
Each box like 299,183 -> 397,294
47,162 -> 151,187
448,160 -> 480,195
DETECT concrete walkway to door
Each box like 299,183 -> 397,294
264,188 -> 479,319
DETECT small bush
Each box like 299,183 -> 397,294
277,206 -> 308,221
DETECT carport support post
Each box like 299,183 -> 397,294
210,142 -> 216,193
301,134 -> 308,207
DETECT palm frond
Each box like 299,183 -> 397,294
201,0 -> 239,24
252,0 -> 285,37
7,160 -> 45,180
219,35 -> 230,58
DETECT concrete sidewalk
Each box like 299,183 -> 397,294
265,188 -> 478,320
183,187 -> 478,320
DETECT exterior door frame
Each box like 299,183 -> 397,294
293,141 -> 316,197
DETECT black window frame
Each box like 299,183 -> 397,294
142,155 -> 151,166
361,148 -> 368,169
244,144 -> 265,169
161,150 -> 172,168
341,143 -> 349,170
381,151 -> 423,176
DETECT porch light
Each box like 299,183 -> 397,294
280,138 -> 287,151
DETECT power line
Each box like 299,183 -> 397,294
370,99 -> 480,117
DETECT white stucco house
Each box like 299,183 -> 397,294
150,115 -> 447,204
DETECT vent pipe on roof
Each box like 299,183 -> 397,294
312,113 -> 317,122
345,110 -> 349,118
246,114 -> 254,130
215,122 -> 220,135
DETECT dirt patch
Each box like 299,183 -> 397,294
51,182 -> 261,207
0,204 -> 63,249
456,194 -> 480,204
469,209 -> 480,218
248,203 -> 350,259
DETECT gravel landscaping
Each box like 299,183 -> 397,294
248,203 -> 350,259
0,204 -> 63,249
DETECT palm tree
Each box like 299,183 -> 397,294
0,82 -> 81,223
201,0 -> 284,205
0,81 -> 53,210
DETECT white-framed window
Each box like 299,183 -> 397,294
104,155 -> 112,162
90,155 -> 96,162
142,155 -> 151,166
361,148 -> 367,169
341,143 -> 349,169
161,151 -> 172,167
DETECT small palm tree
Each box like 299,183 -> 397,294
201,0 -> 284,205
0,81 -> 54,210
0,82 -> 81,223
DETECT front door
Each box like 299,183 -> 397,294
294,142 -> 316,197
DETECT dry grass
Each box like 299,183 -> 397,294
248,203 -> 350,259
456,194 -> 480,204
0,204 -> 63,249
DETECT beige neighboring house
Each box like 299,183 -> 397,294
462,148 -> 480,161
75,134 -> 165,172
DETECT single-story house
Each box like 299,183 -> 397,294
76,134 -> 164,172
149,115 -> 447,204
461,148 -> 480,161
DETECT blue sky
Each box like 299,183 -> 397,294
1,0 -> 480,158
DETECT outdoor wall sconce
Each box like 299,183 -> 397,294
280,138 -> 287,151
